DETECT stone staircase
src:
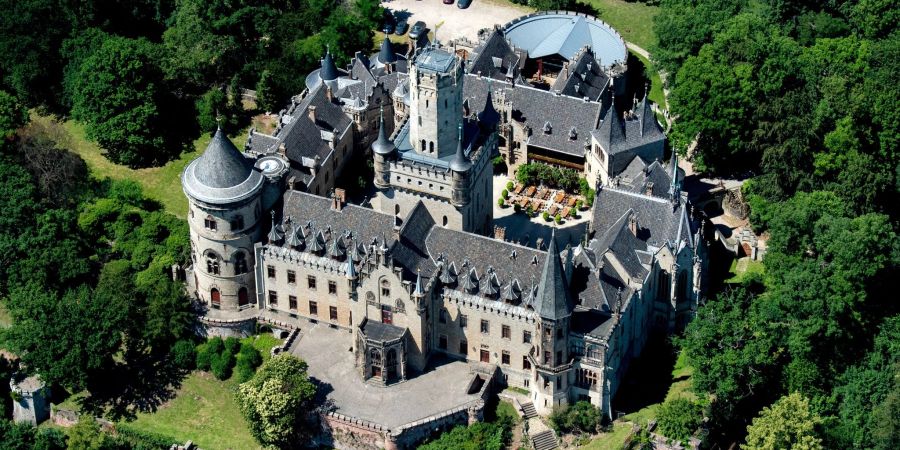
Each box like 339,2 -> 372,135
520,401 -> 538,419
530,429 -> 558,450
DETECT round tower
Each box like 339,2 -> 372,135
372,108 -> 396,190
450,124 -> 472,207
182,127 -> 265,311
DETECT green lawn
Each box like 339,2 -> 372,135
123,335 -> 281,450
584,0 -> 659,50
726,257 -> 765,283
631,51 -> 667,110
125,371 -> 261,450
579,422 -> 633,450
32,114 -> 248,219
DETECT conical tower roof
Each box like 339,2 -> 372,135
372,108 -> 396,155
449,124 -> 472,172
533,229 -> 573,321
595,98 -> 625,153
378,35 -> 397,65
321,49 -> 339,82
477,87 -> 501,128
182,127 -> 263,205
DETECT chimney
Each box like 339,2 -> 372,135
308,106 -> 317,123
278,143 -> 286,156
629,214 -> 638,236
332,188 -> 346,211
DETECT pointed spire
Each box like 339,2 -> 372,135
450,124 -> 472,172
378,34 -> 397,65
372,106 -> 395,155
321,46 -> 339,82
345,254 -> 358,279
414,269 -> 424,297
533,229 -> 573,321
477,81 -> 500,128
267,211 -> 284,244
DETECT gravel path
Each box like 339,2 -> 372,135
383,0 -> 528,42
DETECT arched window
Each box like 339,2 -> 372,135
204,215 -> 217,231
234,252 -> 248,275
421,139 -> 425,151
442,216 -> 448,227
210,288 -> 221,307
429,141 -> 434,153
205,252 -> 220,275
238,287 -> 249,307
394,204 -> 400,216
380,279 -> 390,297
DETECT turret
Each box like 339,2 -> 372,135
181,127 -> 265,311
450,124 -> 471,207
372,107 -> 395,190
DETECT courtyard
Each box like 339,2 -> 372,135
290,323 -> 485,429
491,175 -> 590,248
382,0 -> 528,42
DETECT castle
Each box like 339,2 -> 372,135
181,11 -> 706,446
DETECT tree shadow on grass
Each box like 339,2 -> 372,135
611,335 -> 676,417
78,351 -> 189,422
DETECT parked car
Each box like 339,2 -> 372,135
409,21 -> 427,40
395,20 -> 409,36
443,0 -> 454,4
457,0 -> 472,8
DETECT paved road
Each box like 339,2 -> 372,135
383,0 -> 528,42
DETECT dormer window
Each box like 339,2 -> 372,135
204,215 -> 217,231
543,121 -> 552,134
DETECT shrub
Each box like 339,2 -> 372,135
501,189 -> 509,199
505,181 -> 514,191
549,401 -> 601,435
514,204 -> 522,213
206,336 -> 225,355
170,340 -> 196,370
575,199 -> 583,210
210,351 -> 236,380
235,359 -> 256,383
497,198 -> 505,207
195,343 -> 212,371
224,336 -> 241,356
555,213 -> 562,224
526,205 -> 534,216
239,343 -> 263,368
657,398 -> 702,445
542,211 -> 551,221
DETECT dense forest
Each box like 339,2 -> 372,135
0,0 -> 382,167
655,0 -> 899,448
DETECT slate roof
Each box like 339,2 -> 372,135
182,128 -> 264,205
616,158 -> 681,199
571,309 -> 614,337
280,190 -> 398,254
592,93 -> 665,156
361,319 -> 406,342
552,48 -> 610,102
273,86 -> 353,180
246,132 -> 278,154
468,29 -> 523,81
503,11 -> 627,64
463,75 -> 601,157
424,227 -> 547,305
590,187 -> 693,252
532,230 -> 574,320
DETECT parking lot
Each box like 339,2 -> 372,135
383,0 -> 529,42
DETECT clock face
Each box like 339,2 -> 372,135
260,159 -> 280,173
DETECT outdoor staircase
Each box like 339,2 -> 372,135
530,429 -> 558,450
520,401 -> 538,419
